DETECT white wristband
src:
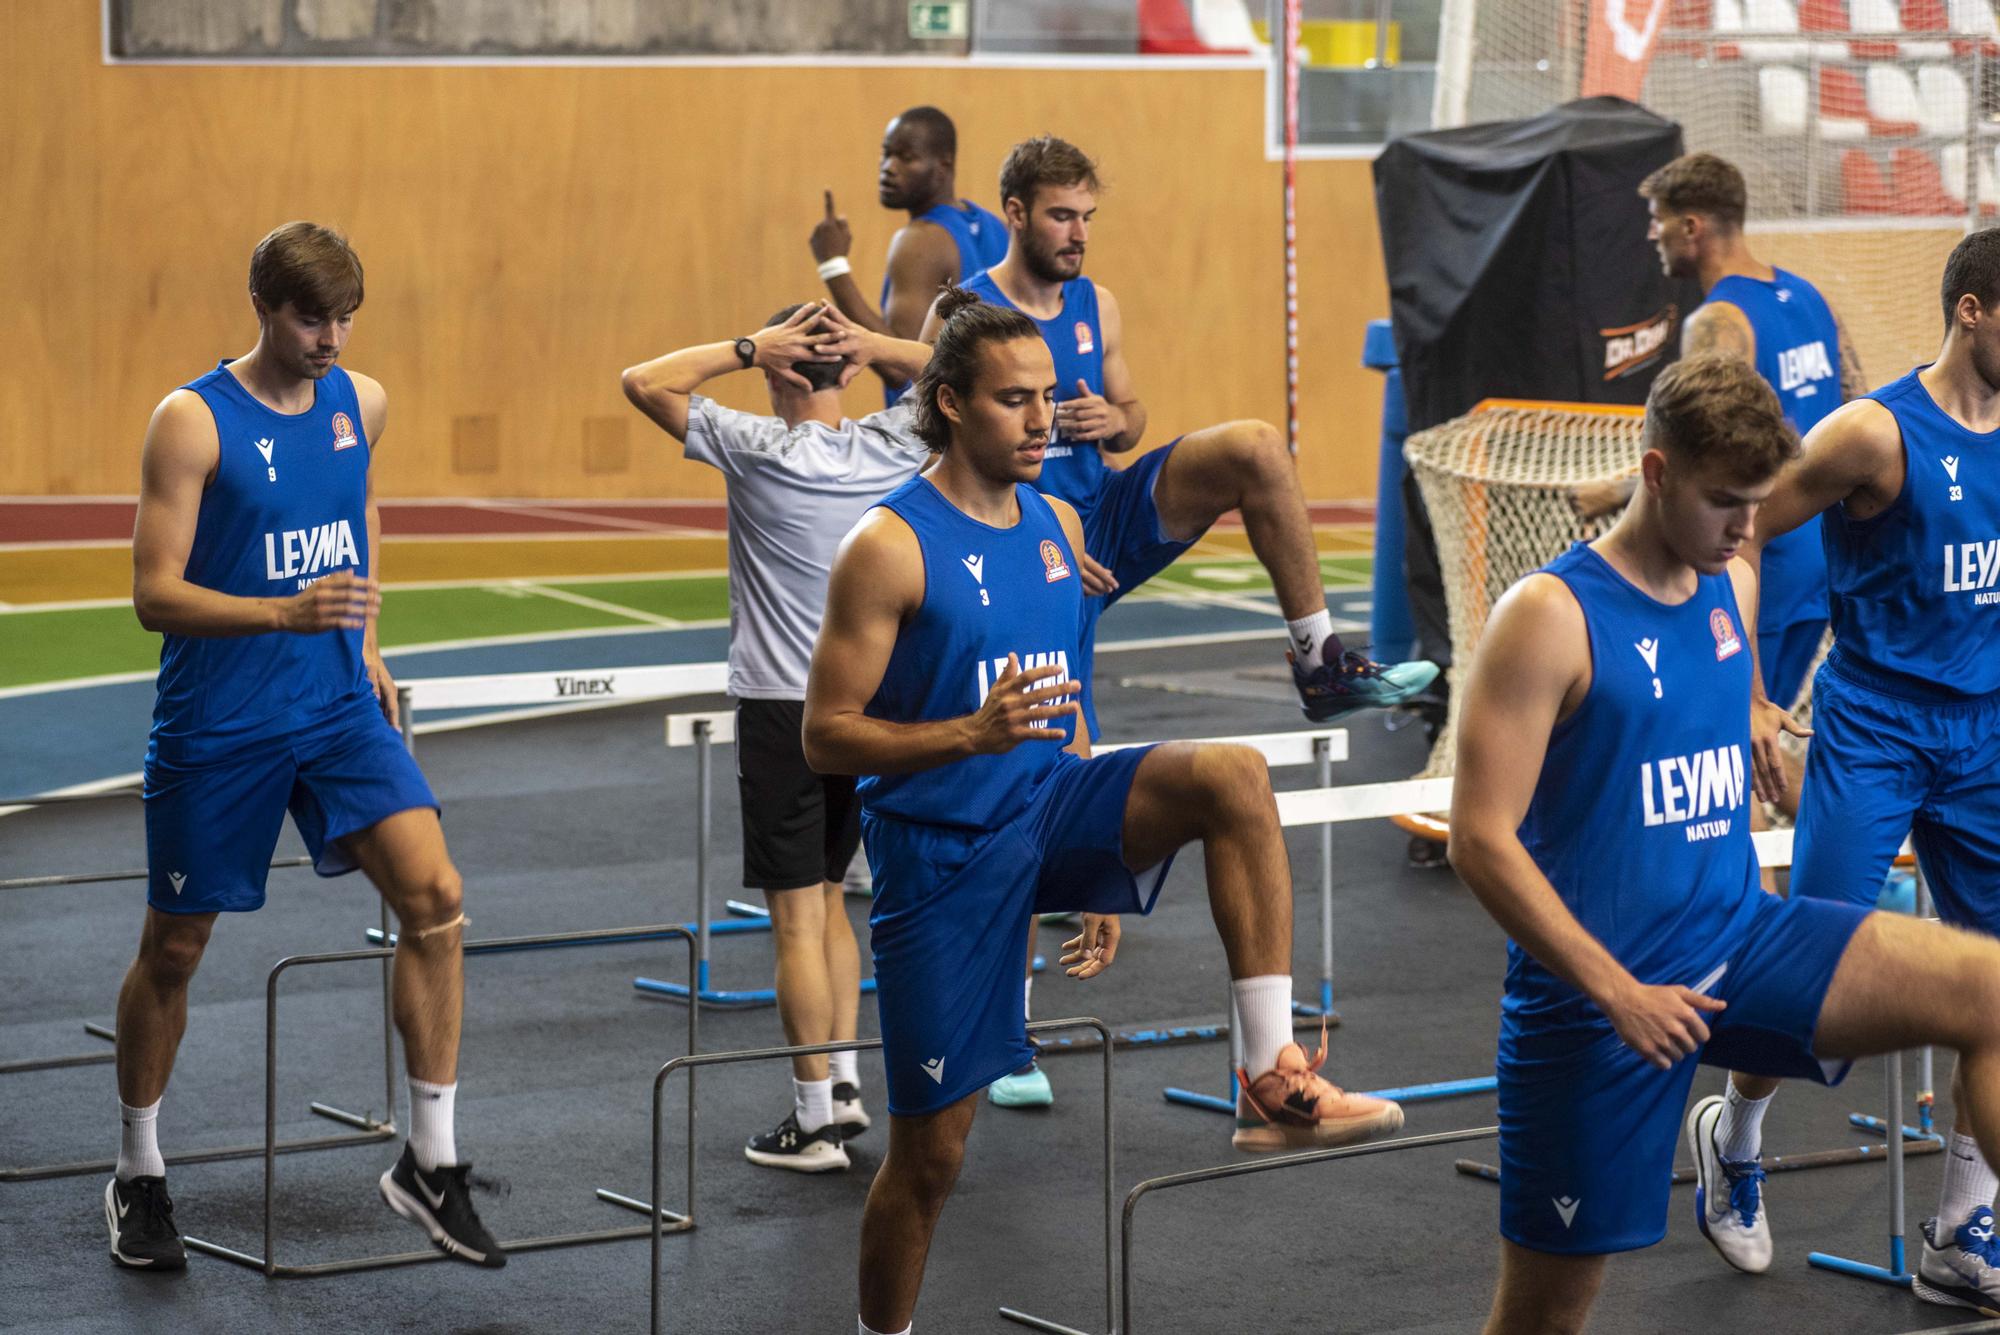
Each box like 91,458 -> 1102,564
817,256 -> 852,281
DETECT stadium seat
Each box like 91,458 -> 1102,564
1916,64 -> 1971,135
1900,0 -> 1955,59
1890,146 -> 1962,214
1760,65 -> 1811,132
1817,66 -> 1873,137
1846,0 -> 1903,57
1796,0 -> 1856,58
1741,0 -> 1810,59
1948,0 -> 2000,57
1841,148 -> 1893,212
1862,63 -> 1925,134
1660,0 -> 1716,56
1937,143 -> 1990,217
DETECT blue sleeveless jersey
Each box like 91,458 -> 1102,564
882,200 -> 1009,407
1506,545 -> 1761,1020
1708,269 -> 1842,634
857,476 -> 1083,829
1822,366 -> 2000,700
962,271 -> 1108,517
149,363 -> 374,767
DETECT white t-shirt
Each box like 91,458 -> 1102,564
683,395 -> 930,699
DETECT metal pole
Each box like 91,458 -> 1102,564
1890,1052 -> 1909,1276
1316,735 -> 1334,1014
695,719 -> 712,995
1969,48 -> 1983,233
1280,0 -> 1302,456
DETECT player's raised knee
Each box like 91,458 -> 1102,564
1192,742 -> 1276,814
143,919 -> 210,985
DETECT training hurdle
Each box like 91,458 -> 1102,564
593,1016 -> 1115,1335
0,787 -> 367,1181
181,923 -> 696,1276
1162,774 -> 1495,1116
1453,827 -> 1943,1195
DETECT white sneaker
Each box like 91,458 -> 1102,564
1686,1094 -> 1772,1274
832,1081 -> 871,1140
1917,1208 -> 2000,1314
743,1112 -> 849,1173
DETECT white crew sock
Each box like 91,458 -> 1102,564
830,1049 -> 859,1088
859,1318 -> 912,1335
407,1076 -> 458,1171
1716,1080 -> 1773,1162
795,1077 -> 835,1133
1286,608 -> 1339,673
118,1098 -> 165,1181
1232,975 -> 1296,1076
1939,1131 -> 2000,1232
1023,973 -> 1033,1021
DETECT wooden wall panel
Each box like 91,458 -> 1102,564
3,1 -> 1394,502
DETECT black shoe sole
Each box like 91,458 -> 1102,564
378,1170 -> 506,1268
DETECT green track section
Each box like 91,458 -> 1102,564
0,557 -> 1369,690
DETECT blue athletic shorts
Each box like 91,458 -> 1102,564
1759,617 -> 1826,712
1792,659 -> 2000,932
143,697 -> 438,914
1076,439 -> 1198,738
1497,890 -> 1869,1255
861,745 -> 1173,1117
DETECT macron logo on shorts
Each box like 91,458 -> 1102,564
921,1056 -> 946,1084
1553,1196 -> 1581,1229
167,871 -> 186,896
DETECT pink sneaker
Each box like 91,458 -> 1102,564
1233,1025 -> 1404,1153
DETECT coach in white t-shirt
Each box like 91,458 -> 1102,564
621,302 -> 933,1174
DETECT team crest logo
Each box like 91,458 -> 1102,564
331,412 -> 358,451
1074,322 -> 1094,355
1040,539 -> 1072,583
1710,608 -> 1742,661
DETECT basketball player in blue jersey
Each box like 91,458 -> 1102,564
807,288 -> 1404,1335
921,134 -> 1437,738
1451,353 -> 2000,1332
811,106 -> 1008,405
1718,227 -> 2000,1314
107,224 -> 501,1271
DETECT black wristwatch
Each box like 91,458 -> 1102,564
733,337 -> 757,368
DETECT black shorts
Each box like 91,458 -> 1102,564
736,698 -> 861,892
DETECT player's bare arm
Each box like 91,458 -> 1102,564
1058,283 -> 1146,454
351,370 -> 399,725
132,390 -> 376,638
1681,300 -> 1756,362
811,191 -> 959,351
1832,307 -> 1868,402
1449,573 -> 1727,1069
811,306 -> 937,392
620,303 -> 841,441
802,509 -> 1082,778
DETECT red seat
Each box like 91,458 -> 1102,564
1797,0 -> 1846,30
1661,0 -> 1717,55
1138,0 -> 1218,55
1841,149 -> 1893,213
1889,146 -> 1960,214
1820,66 -> 1921,135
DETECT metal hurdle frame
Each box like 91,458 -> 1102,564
1163,775 -> 1497,1116
591,1016 -> 1116,1335
181,922 -> 697,1276
0,796 -> 389,1182
1108,1125 -> 1500,1334
1452,828 -> 1944,1193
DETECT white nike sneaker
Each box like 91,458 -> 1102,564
1917,1208 -> 2000,1315
1686,1094 -> 1773,1274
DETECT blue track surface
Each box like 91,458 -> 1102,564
0,597 -> 1326,796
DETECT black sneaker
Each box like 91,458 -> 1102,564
744,1112 -> 849,1173
105,1175 -> 185,1270
378,1144 -> 506,1268
832,1082 -> 872,1141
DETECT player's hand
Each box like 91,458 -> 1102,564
966,653 -> 1080,753
365,649 -> 399,727
281,570 -> 377,633
814,305 -> 871,366
1078,547 -> 1117,599
1750,695 -> 1812,804
1569,475 -> 1637,520
1053,380 -> 1124,442
751,302 -> 842,390
1603,981 -> 1726,1070
1061,914 -> 1121,979
811,190 -> 853,264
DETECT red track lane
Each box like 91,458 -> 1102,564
1,498 -> 1372,545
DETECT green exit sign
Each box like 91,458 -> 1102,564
909,2 -> 967,38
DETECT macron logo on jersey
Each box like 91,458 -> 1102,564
1640,744 -> 1746,842
264,519 -> 359,587
1944,539 -> 2000,603
1777,340 -> 1833,394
